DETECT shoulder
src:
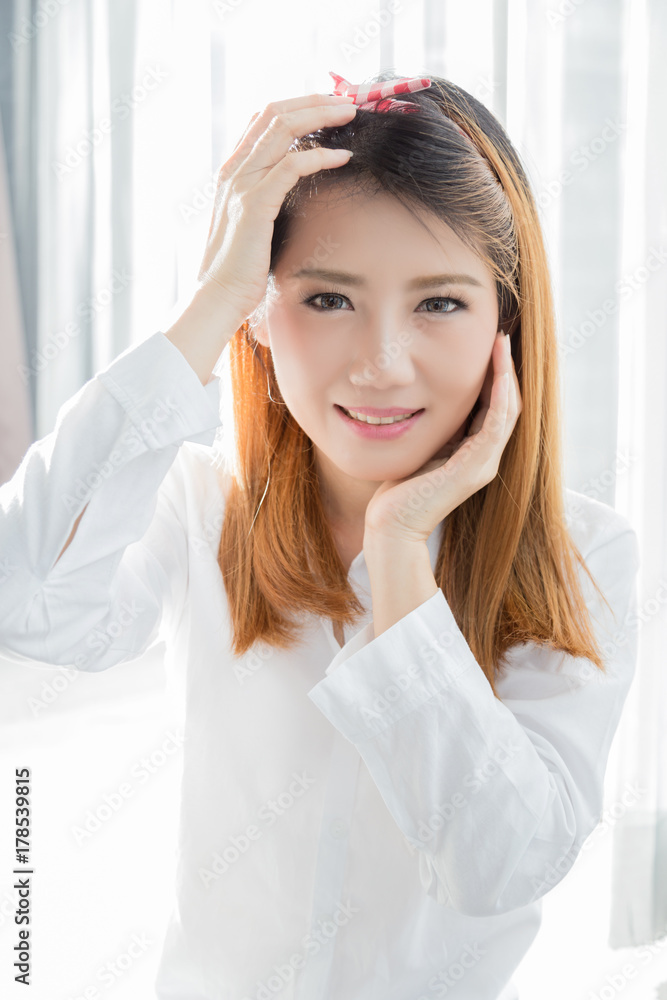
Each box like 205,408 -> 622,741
564,488 -> 639,572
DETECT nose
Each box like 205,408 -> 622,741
348,317 -> 419,389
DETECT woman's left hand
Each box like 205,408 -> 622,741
363,331 -> 522,545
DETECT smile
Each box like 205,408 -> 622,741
342,407 -> 420,424
334,404 -> 425,439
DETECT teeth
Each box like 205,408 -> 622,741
344,407 -> 417,425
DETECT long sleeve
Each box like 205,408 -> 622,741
0,331 -> 223,671
307,515 -> 640,918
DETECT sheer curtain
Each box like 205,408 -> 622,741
0,0 -> 665,996
607,0 -> 667,953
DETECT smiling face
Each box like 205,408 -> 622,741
252,188 -> 501,530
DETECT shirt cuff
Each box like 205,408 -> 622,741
307,588 -> 477,744
96,330 -> 223,449
323,620 -> 376,675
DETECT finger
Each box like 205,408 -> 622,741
472,366 -> 511,454
442,339 -> 516,483
508,346 -> 522,418
470,333 -> 504,428
238,106 -> 357,190
232,111 -> 261,153
500,335 -> 521,425
225,96 -> 356,178
231,93 -> 354,155
495,333 -> 518,425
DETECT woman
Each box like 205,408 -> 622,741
0,70 -> 639,999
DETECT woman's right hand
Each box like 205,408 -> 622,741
195,91 -> 357,323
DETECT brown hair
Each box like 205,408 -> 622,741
214,70 -> 611,699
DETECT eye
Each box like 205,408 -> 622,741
300,287 -> 351,312
416,296 -> 470,314
299,290 -> 470,314
302,291 -> 351,311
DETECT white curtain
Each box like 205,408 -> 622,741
1,0 -> 665,995
606,0 -> 667,951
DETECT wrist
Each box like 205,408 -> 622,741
363,526 -> 429,559
185,283 -> 249,340
362,532 -> 438,639
164,287 -> 247,386
363,528 -> 434,587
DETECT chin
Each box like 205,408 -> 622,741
330,452 -> 428,482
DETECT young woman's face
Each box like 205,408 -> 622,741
253,189 -> 502,520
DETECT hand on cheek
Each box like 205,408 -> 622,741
364,331 -> 522,543
429,339 -> 497,463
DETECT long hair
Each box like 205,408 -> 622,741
215,69 -> 611,699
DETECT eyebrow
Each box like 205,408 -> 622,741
289,267 -> 484,290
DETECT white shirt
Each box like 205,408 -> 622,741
0,330 -> 640,1000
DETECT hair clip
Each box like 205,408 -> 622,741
328,70 -> 432,113
327,70 -> 469,140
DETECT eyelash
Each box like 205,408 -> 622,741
299,286 -> 471,315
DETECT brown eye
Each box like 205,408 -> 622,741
417,297 -> 468,314
304,293 -> 349,311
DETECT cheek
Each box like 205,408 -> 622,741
269,315 -> 347,392
272,341 -> 332,400
266,323 -> 339,423
428,337 -> 490,404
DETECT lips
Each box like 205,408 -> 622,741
337,405 -> 424,417
334,404 -> 426,438
336,405 -> 423,424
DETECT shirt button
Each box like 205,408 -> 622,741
330,818 -> 348,839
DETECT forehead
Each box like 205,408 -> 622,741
275,186 -> 488,282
